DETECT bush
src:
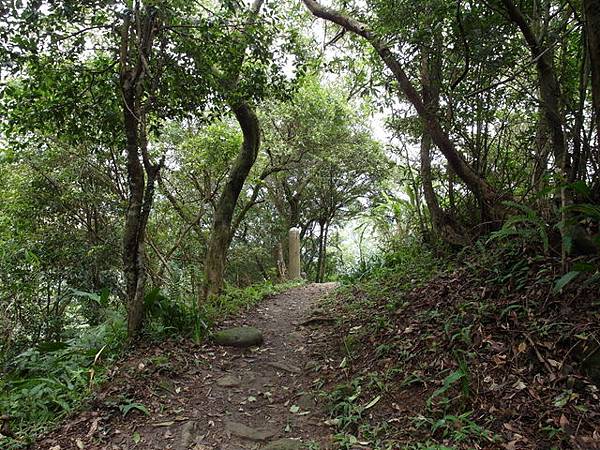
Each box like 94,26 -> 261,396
341,240 -> 445,284
0,313 -> 126,447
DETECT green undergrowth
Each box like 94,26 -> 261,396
144,279 -> 305,341
318,237 -> 599,449
331,241 -> 448,324
320,242 -> 452,449
0,311 -> 126,449
0,279 -> 302,448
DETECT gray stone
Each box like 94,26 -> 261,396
296,393 -> 316,411
268,361 -> 301,374
213,327 -> 263,348
303,360 -> 319,372
178,421 -> 197,449
263,438 -> 304,450
224,421 -> 276,441
216,374 -> 241,388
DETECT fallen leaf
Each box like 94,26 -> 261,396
363,395 -> 381,410
512,380 -> 526,390
153,421 -> 175,427
132,432 -> 141,444
86,418 -> 100,438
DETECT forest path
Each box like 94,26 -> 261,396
38,283 -> 337,450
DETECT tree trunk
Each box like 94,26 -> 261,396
419,44 -> 469,246
500,0 -> 571,266
121,86 -> 146,338
301,0 -> 501,218
532,112 -> 551,194
318,221 -> 329,282
275,242 -> 287,281
584,0 -> 600,146
202,102 -> 260,300
121,87 -> 161,338
119,10 -> 161,339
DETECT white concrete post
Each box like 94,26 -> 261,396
288,227 -> 301,280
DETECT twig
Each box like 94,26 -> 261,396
524,332 -> 554,375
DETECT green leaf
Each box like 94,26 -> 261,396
553,271 -> 580,293
132,432 -> 141,444
119,402 -> 149,417
37,341 -> 69,353
427,369 -> 465,408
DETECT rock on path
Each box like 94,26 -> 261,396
213,326 -> 264,348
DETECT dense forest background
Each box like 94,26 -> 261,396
1,0 -> 599,448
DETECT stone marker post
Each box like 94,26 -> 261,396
288,227 -> 301,280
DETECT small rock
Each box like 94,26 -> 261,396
303,360 -> 319,372
214,327 -> 263,348
216,374 -> 241,388
296,393 -> 316,411
179,421 -> 197,449
268,361 -> 301,374
263,438 -> 304,450
224,421 -> 275,441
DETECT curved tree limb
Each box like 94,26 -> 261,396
301,0 -> 500,216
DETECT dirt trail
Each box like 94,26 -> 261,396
37,283 -> 337,450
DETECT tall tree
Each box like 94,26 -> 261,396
202,0 -> 265,300
584,0 -> 600,163
119,3 -> 165,338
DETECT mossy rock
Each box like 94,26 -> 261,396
263,438 -> 304,450
213,326 -> 263,348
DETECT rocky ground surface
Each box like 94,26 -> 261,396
36,283 -> 338,450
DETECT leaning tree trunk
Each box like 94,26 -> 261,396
203,103 -> 260,300
201,0 -> 264,300
301,0 -> 501,220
